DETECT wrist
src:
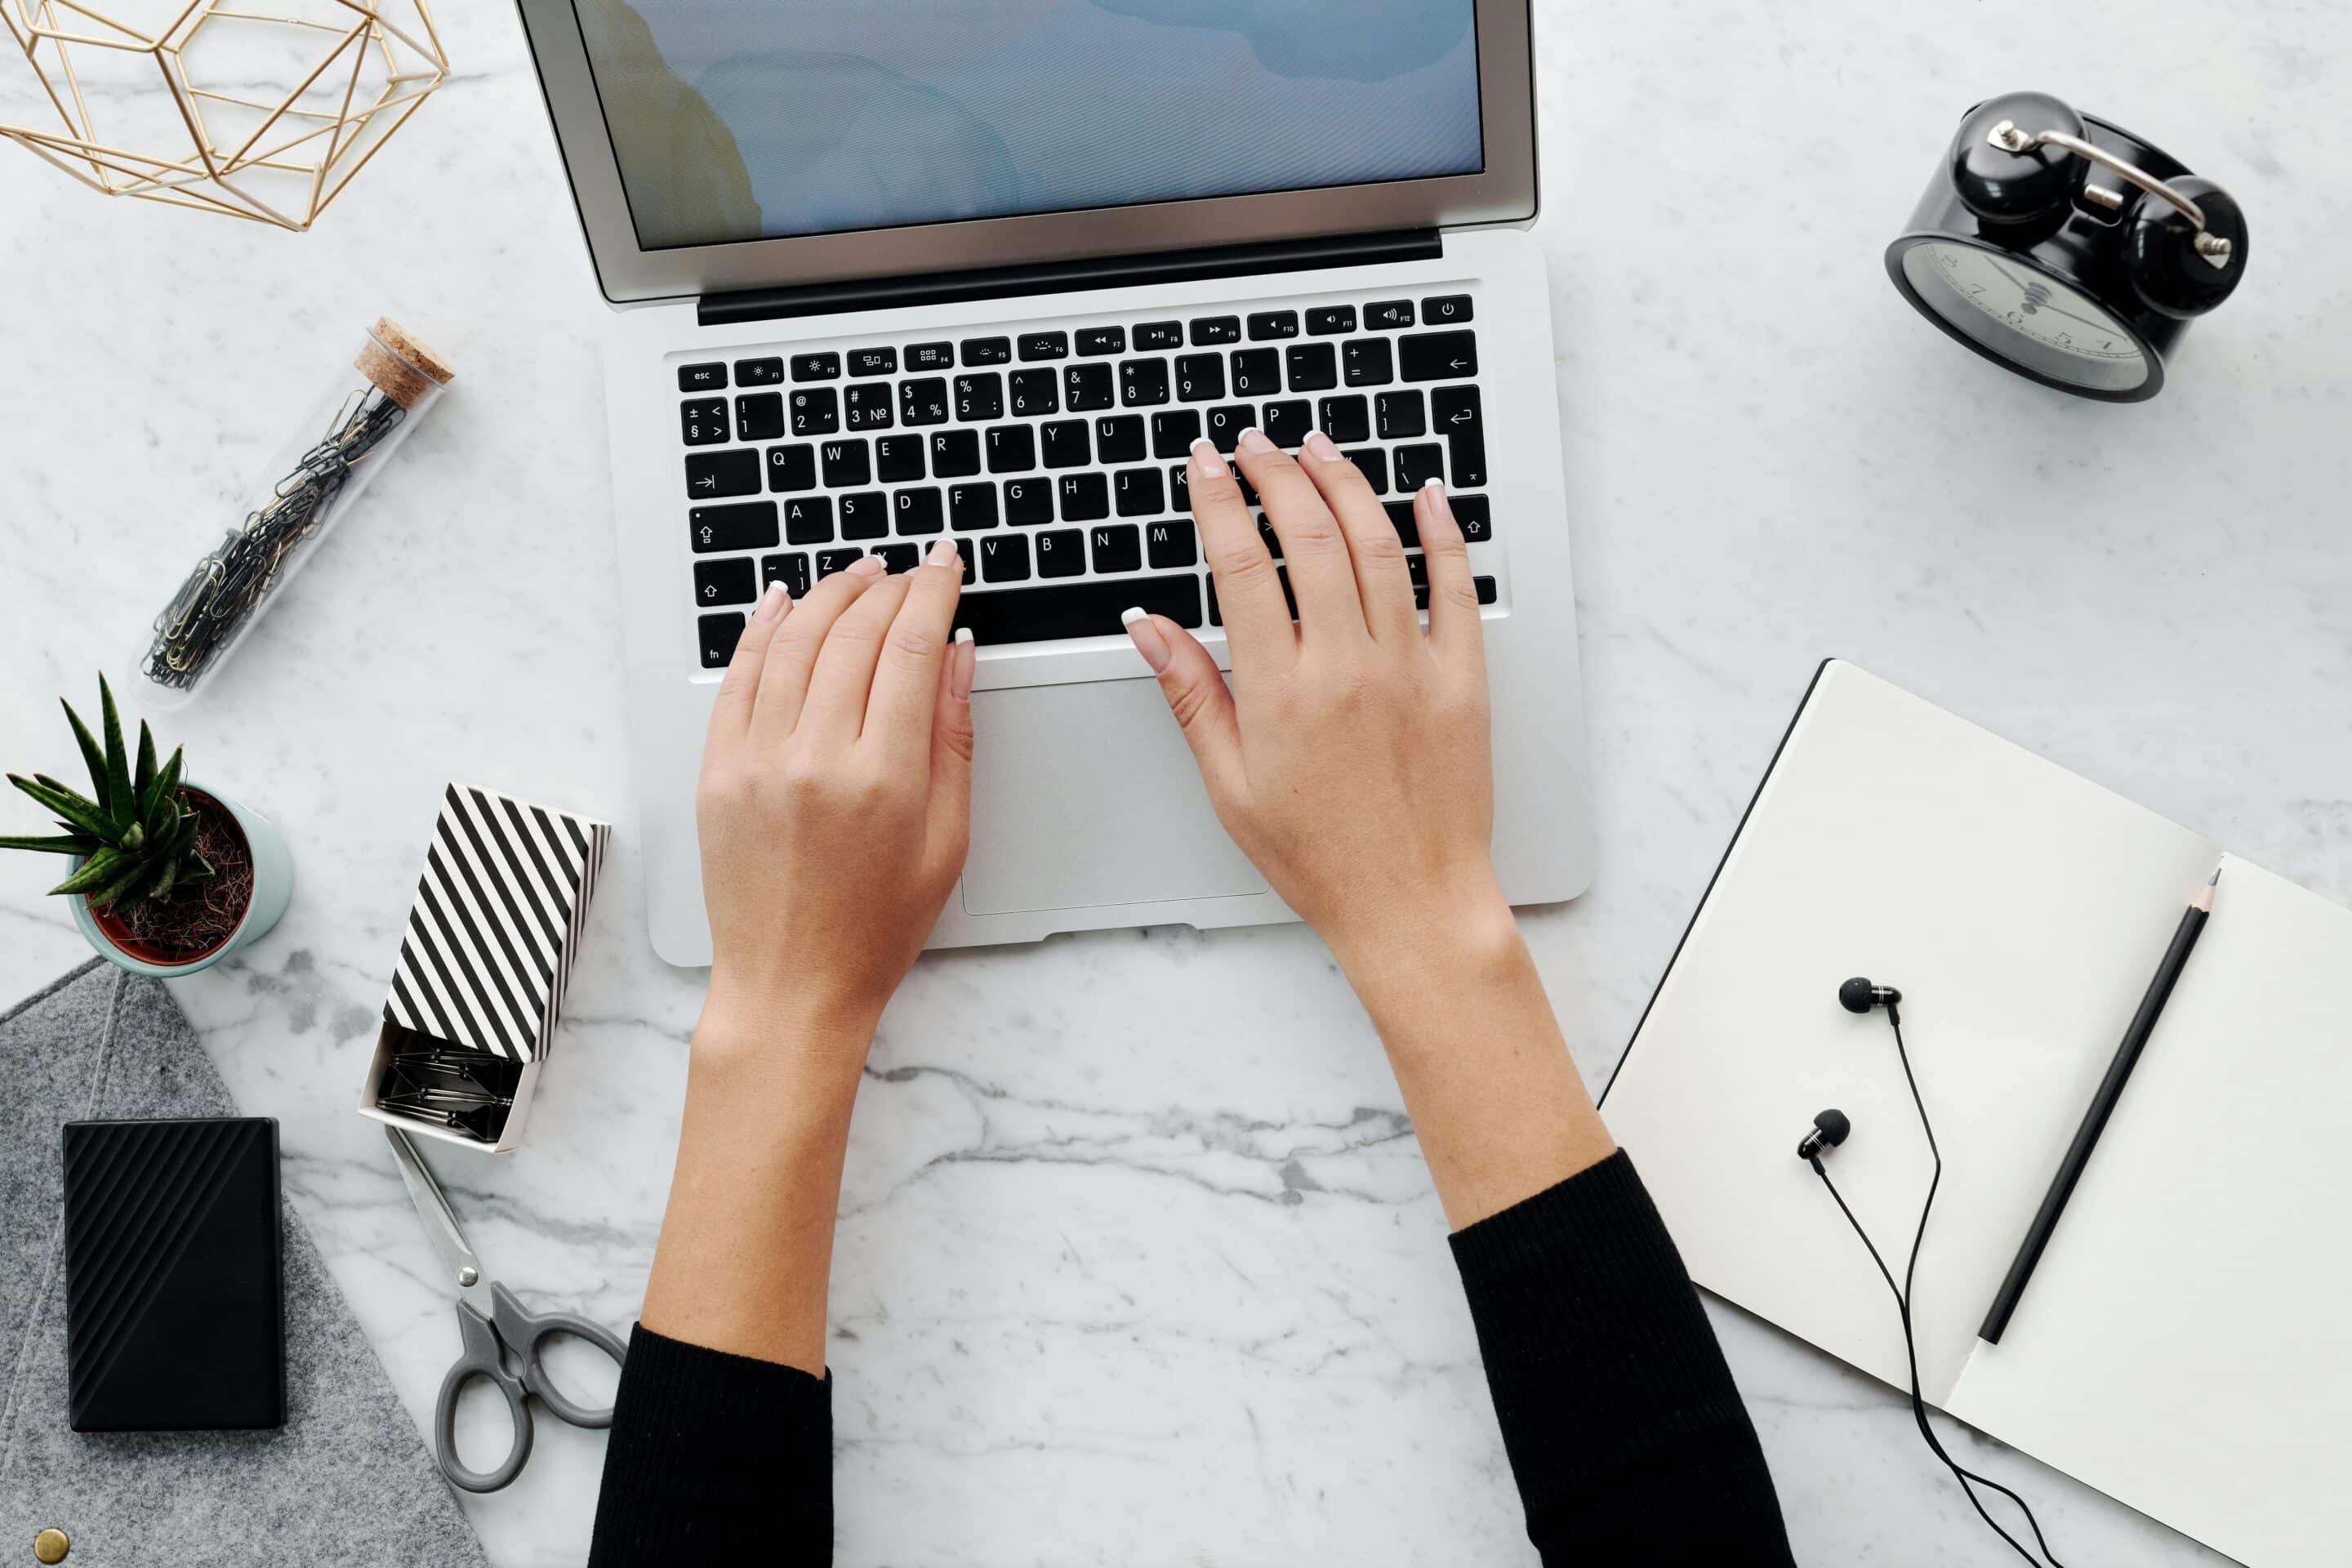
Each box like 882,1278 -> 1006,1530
691,982 -> 879,1113
1324,877 -> 1522,997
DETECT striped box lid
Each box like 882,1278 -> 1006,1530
384,784 -> 612,1062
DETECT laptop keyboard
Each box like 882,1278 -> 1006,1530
676,290 -> 1499,668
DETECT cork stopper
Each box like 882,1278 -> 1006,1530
355,317 -> 455,409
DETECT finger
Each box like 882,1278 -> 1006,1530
924,628 -> 977,881
1124,609 -> 1246,806
707,582 -> 792,752
864,540 -> 966,764
799,570 -> 915,746
1186,439 -> 1293,666
1233,427 -> 1363,643
1416,480 -> 1487,670
751,557 -> 885,746
1299,430 -> 1418,647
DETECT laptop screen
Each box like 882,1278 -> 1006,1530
570,0 -> 1486,252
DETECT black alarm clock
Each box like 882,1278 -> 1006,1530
1886,91 -> 2248,402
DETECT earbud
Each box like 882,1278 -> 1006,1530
1838,978 -> 1903,1014
1797,1109 -> 1851,1162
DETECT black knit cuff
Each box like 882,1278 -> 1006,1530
588,1324 -> 833,1566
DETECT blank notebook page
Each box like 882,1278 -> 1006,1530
1944,855 -> 2352,1568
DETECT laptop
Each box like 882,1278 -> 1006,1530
513,0 -> 1592,964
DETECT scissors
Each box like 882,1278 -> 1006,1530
387,1125 -> 630,1493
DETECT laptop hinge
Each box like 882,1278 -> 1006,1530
697,228 -> 1443,329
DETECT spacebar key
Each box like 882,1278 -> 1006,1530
953,574 -> 1202,646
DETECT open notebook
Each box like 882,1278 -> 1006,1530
1599,660 -> 2352,1568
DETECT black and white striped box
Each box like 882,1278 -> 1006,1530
358,783 -> 612,1152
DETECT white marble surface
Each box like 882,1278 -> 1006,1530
3,2 -> 2347,1563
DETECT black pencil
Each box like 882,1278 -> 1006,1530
1978,866 -> 2222,1346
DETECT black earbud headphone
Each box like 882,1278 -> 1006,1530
1800,979 -> 2069,1567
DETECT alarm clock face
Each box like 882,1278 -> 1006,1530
1899,240 -> 2150,394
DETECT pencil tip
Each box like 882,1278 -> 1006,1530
2209,867 -> 2223,885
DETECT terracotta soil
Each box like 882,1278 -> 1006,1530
89,787 -> 253,965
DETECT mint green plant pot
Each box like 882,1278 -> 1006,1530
69,782 -> 292,977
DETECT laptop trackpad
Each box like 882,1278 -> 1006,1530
962,677 -> 1268,917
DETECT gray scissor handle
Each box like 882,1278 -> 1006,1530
434,1302 -> 533,1494
491,1281 -> 628,1429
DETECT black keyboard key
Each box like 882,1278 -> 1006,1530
782,495 -> 834,545
1285,343 -> 1338,393
821,438 -> 870,488
980,532 -> 1032,581
961,336 -> 1012,366
907,341 -> 955,371
956,373 -> 1004,421
1230,348 -> 1281,398
1306,305 -> 1356,336
1407,554 -> 1428,588
735,393 -> 785,442
1035,528 -> 1087,578
736,357 -> 785,386
987,424 -> 1037,474
1317,394 -> 1370,445
1394,442 -> 1445,491
951,538 -> 977,585
694,556 -> 757,608
760,552 -> 811,598
1475,576 -> 1497,605
1343,448 -> 1390,494
875,543 -> 921,573
768,443 -> 817,492
1009,368 -> 1060,416
698,612 -> 745,668
1383,501 -> 1419,548
1019,332 -> 1069,361
1004,476 -> 1054,525
1204,404 -> 1252,452
844,383 -> 893,430
1248,310 -> 1300,341
1147,519 -> 1197,568
1432,385 -> 1487,486
1256,516 -> 1284,559
1365,300 -> 1414,331
849,347 -> 897,378
875,434 -> 926,483
1401,331 -> 1479,383
1227,461 -> 1259,506
790,387 -> 839,436
1169,465 -> 1191,512
1152,409 -> 1203,459
1090,523 -> 1142,572
1040,420 -> 1091,469
691,500 -> 778,552
1058,472 -> 1110,522
1189,315 -> 1241,345
789,353 -> 838,382
951,482 -> 1000,531
839,491 -> 888,540
900,378 -> 950,426
1175,353 -> 1226,403
1134,320 -> 1184,350
1077,327 -> 1126,357
681,399 -> 729,446
1451,494 -> 1493,542
1113,466 -> 1165,517
815,548 -> 862,579
1376,390 -> 1426,439
1120,359 -> 1170,407
1261,399 -> 1312,449
687,448 -> 761,499
679,362 -> 726,392
1343,337 -> 1394,388
954,573 -> 1203,646
1423,294 -> 1473,325
1096,414 -> 1147,465
1064,363 -> 1115,412
894,488 -> 944,535
930,429 -> 982,478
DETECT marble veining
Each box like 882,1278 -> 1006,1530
6,1 -> 2347,1562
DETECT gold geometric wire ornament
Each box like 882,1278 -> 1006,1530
0,0 -> 447,229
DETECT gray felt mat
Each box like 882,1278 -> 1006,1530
2,960 -> 491,1567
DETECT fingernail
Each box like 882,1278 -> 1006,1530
849,555 -> 887,577
1189,437 -> 1220,476
1423,476 -> 1446,495
929,539 -> 959,568
951,628 -> 976,700
1121,607 -> 1171,673
752,581 -> 789,622
1236,426 -> 1274,456
1303,430 -> 1341,462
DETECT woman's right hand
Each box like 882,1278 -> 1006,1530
1122,431 -> 1511,974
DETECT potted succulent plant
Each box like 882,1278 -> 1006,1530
2,676 -> 291,975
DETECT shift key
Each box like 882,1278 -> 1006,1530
686,448 -> 762,499
690,501 -> 779,554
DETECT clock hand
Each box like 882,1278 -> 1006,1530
2036,300 -> 2114,332
1984,256 -> 2033,293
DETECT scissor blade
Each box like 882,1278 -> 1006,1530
385,1125 -> 488,1307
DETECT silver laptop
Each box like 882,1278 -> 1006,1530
514,0 -> 1591,964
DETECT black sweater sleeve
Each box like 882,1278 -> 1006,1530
590,1152 -> 1791,1566
1450,1149 -> 1796,1564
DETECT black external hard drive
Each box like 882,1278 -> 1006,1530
61,1116 -> 284,1431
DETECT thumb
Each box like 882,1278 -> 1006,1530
1123,612 -> 1245,804
925,630 -> 976,874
